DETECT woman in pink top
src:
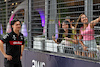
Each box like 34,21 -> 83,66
76,14 -> 100,57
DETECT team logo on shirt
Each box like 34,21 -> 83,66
9,41 -> 22,45
13,41 -> 22,44
13,35 -> 16,40
3,34 -> 9,39
20,36 -> 23,40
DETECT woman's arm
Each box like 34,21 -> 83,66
90,16 -> 100,28
64,35 -> 78,44
52,35 -> 58,43
73,35 -> 78,44
79,31 -> 88,51
64,26 -> 77,44
70,20 -> 75,29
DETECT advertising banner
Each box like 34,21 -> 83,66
23,50 -> 100,67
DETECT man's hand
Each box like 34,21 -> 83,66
4,54 -> 12,61
20,55 -> 22,60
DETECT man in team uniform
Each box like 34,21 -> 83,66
0,20 -> 25,67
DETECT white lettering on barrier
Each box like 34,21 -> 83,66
32,60 -> 45,67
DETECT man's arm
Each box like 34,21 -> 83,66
0,40 -> 7,57
0,40 -> 12,60
21,44 -> 25,56
20,44 -> 24,60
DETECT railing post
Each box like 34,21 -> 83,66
28,0 -> 32,49
45,0 -> 48,40
85,0 -> 93,22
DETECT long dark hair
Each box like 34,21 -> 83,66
57,20 -> 72,43
75,14 -> 86,33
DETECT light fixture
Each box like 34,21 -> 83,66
12,3 -> 14,5
55,24 -> 58,39
0,24 -> 3,35
36,9 -> 45,27
4,0 -> 11,2
16,2 -> 18,5
4,0 -> 6,2
11,11 -> 13,14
